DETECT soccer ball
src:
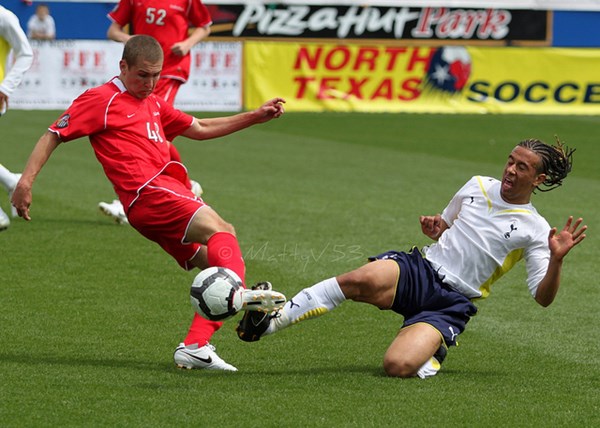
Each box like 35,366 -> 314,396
190,267 -> 244,321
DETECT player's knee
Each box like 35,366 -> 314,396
383,355 -> 418,378
222,222 -> 236,235
213,220 -> 236,235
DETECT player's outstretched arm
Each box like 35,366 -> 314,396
182,98 -> 286,141
11,131 -> 61,221
534,216 -> 587,307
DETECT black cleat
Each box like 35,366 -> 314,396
236,282 -> 275,342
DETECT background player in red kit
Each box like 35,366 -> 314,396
101,0 -> 213,223
107,0 -> 211,109
12,35 -> 286,371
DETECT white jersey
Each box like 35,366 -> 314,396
0,6 -> 33,103
422,176 -> 551,300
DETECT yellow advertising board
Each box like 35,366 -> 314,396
244,41 -> 600,114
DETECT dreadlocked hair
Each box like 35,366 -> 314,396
518,136 -> 575,192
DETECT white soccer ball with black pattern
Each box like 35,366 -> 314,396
190,267 -> 244,321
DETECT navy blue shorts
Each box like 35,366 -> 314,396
369,248 -> 477,347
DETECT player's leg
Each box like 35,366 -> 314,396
383,323 -> 442,378
0,164 -> 19,191
175,207 -> 242,361
185,206 -> 246,283
127,186 -> 236,370
0,205 -> 9,230
186,207 -> 284,309
179,206 -> 288,368
190,246 -> 209,269
237,259 -> 399,341
272,259 -> 397,329
0,164 -> 21,217
337,259 -> 398,307
175,260 -> 237,370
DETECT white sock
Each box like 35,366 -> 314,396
0,205 -> 9,225
265,277 -> 346,335
0,164 -> 19,191
416,356 -> 442,379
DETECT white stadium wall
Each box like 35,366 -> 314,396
10,41 -> 243,111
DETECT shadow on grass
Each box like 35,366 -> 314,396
0,350 -> 385,377
0,351 -> 496,380
0,350 -> 167,372
27,217 -> 131,227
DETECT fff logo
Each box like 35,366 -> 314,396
63,50 -> 106,72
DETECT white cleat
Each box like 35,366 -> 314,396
0,206 -> 10,231
190,180 -> 203,198
8,173 -> 21,217
98,199 -> 129,225
240,283 -> 286,313
174,342 -> 237,371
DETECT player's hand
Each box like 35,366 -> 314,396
0,91 -> 8,116
11,180 -> 33,221
548,216 -> 587,261
254,98 -> 286,123
171,41 -> 192,57
420,214 -> 446,241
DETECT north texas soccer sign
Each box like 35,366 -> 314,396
244,42 -> 600,114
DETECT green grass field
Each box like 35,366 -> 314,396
1,111 -> 598,427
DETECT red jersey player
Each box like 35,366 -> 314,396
101,0 -> 212,223
12,35 -> 286,371
107,0 -> 212,104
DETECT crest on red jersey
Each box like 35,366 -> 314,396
55,114 -> 70,128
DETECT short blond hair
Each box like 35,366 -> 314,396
122,35 -> 163,67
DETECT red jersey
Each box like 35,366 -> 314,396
108,0 -> 212,82
49,77 -> 195,209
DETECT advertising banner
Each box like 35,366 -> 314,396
244,41 -> 600,114
10,40 -> 242,111
209,4 -> 550,46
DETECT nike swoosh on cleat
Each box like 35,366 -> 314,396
179,350 -> 212,364
252,315 -> 268,327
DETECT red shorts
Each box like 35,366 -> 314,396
127,175 -> 205,270
154,78 -> 183,105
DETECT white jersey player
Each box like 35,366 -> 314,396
0,5 -> 33,230
236,138 -> 587,379
423,175 -> 551,299
0,5 -> 33,116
